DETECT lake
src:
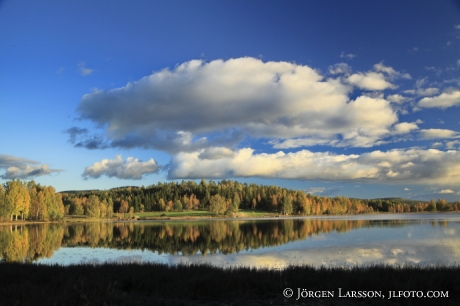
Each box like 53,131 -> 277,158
1,213 -> 459,268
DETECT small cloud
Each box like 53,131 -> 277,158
392,122 -> 418,134
439,189 -> 454,194
328,63 -> 352,75
64,127 -> 88,144
409,47 -> 418,52
346,72 -> 396,91
374,63 -> 411,80
82,155 -> 161,180
419,128 -> 460,140
425,66 -> 442,77
404,88 -> 440,97
77,62 -> 94,76
415,119 -> 424,124
431,142 -> 443,148
387,94 -> 410,104
55,67 -> 64,74
404,188 -> 410,191
304,187 -> 341,196
75,135 -> 109,150
438,119 -> 445,124
346,63 -> 410,91
0,154 -> 62,179
445,140 -> 460,149
418,90 -> 460,108
455,25 -> 460,30
340,52 -> 357,60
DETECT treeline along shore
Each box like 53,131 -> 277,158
1,178 -> 459,222
0,262 -> 459,305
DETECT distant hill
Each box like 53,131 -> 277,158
59,189 -> 100,194
409,193 -> 460,203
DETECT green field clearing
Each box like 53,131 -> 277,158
134,209 -> 278,219
134,210 -> 214,218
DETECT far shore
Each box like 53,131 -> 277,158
1,210 -> 459,226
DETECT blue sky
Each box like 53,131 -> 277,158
1,0 -> 460,201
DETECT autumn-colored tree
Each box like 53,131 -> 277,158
129,206 -> 134,218
0,184 -> 8,220
32,190 -> 48,221
119,199 -> 129,217
453,201 -> 460,212
106,198 -> 114,218
436,199 -> 451,211
100,199 -> 108,218
158,198 -> 166,211
5,179 -> 30,221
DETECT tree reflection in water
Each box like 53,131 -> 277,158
0,218 -> 437,263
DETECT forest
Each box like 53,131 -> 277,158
0,178 -> 459,222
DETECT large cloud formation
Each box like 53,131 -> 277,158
169,148 -> 460,185
0,154 -> 62,179
82,155 -> 160,180
75,57 -> 409,152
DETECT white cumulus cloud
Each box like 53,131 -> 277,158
392,122 -> 419,134
82,155 -> 160,180
168,148 -> 460,185
439,189 -> 454,194
346,72 -> 396,91
419,129 -> 460,140
75,57 -> 402,152
417,90 -> 460,109
387,94 -> 411,104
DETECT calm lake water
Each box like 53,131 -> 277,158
1,213 -> 459,268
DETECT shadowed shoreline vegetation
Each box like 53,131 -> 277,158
0,262 -> 459,305
1,179 -> 459,223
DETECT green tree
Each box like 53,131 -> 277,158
44,187 -> 64,220
282,195 -> 293,215
227,193 -> 240,214
427,199 -> 437,212
209,194 -> 227,215
86,195 -> 101,217
173,199 -> 183,211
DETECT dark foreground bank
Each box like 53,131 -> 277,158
0,263 -> 459,305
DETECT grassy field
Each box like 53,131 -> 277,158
134,209 -> 279,219
0,262 -> 458,305
134,210 -> 215,218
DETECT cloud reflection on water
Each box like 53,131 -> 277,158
20,214 -> 460,268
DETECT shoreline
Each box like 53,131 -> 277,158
1,211 -> 459,226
